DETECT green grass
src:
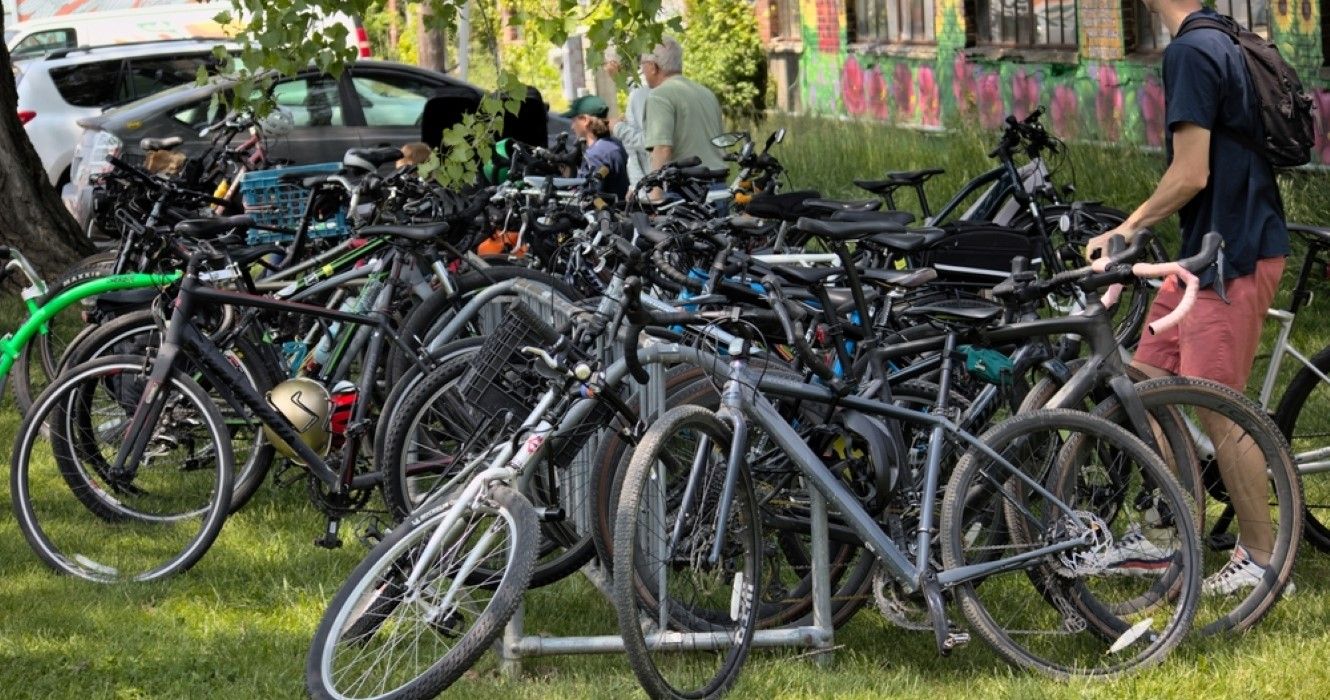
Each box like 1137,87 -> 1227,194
4,121 -> 1330,698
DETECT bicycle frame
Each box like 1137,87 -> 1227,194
108,258 -> 422,495
0,269 -> 182,397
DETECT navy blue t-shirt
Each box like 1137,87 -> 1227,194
578,137 -> 630,198
1164,8 -> 1289,284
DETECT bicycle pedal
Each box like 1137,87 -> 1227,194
315,518 -> 343,549
357,518 -> 388,545
942,629 -> 970,652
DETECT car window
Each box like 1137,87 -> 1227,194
10,29 -> 76,59
271,75 -> 345,127
352,74 -> 439,127
171,91 -> 231,130
124,55 -> 219,102
48,59 -> 125,108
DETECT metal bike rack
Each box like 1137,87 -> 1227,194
432,280 -> 837,675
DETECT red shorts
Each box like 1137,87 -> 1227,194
1133,257 -> 1284,392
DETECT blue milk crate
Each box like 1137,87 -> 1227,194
239,162 -> 351,244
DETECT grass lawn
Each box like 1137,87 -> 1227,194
2,119 -> 1330,699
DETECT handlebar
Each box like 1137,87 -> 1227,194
1091,232 -> 1223,335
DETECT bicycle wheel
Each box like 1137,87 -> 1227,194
11,355 -> 234,582
1272,344 -> 1330,551
613,404 -> 761,700
306,484 -> 538,700
940,409 -> 1200,678
594,365 -> 875,630
1094,377 -> 1301,635
59,311 -> 279,513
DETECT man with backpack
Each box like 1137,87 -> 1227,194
1084,0 -> 1311,596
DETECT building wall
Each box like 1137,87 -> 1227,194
763,1 -> 1330,164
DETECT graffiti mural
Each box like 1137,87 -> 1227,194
784,0 -> 1330,162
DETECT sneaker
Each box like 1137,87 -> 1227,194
1059,527 -> 1175,577
1202,546 -> 1295,597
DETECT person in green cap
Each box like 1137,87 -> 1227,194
563,94 -> 629,197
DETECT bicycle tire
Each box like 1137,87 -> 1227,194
613,404 -> 761,700
1272,343 -> 1330,551
940,408 -> 1201,678
592,365 -> 876,630
306,484 -> 538,700
11,354 -> 234,582
1094,377 -> 1301,635
59,310 -> 280,513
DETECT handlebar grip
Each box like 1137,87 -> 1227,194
623,322 -> 650,384
669,156 -> 702,169
1176,231 -> 1224,274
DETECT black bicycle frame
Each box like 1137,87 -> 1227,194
110,255 -> 424,494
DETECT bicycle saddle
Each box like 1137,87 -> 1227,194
795,217 -> 907,241
899,301 -> 1003,326
829,209 -> 916,226
343,147 -> 403,173
855,168 -> 945,194
523,176 -> 586,189
174,214 -> 255,238
140,136 -> 184,152
860,267 -> 938,290
802,198 -> 881,213
358,222 -> 450,242
743,190 -> 823,222
769,265 -> 842,287
865,228 -> 949,253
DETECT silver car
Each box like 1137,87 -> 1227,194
16,38 -> 235,188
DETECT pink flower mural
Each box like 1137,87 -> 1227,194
977,73 -> 1005,130
1011,69 -> 1041,121
1095,64 -> 1124,142
1140,77 -> 1166,148
1314,90 -> 1330,165
893,63 -> 916,121
842,56 -> 866,117
919,66 -> 941,127
868,65 -> 889,121
953,53 -> 976,116
1051,85 -> 1079,139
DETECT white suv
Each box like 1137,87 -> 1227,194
16,39 -> 236,187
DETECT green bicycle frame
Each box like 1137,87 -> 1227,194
0,271 -> 183,391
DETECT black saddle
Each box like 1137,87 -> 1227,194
174,214 -> 255,238
830,209 -> 916,226
343,147 -> 403,173
795,217 -> 908,241
864,228 -> 949,253
855,168 -> 945,195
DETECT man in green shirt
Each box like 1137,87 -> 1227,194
641,37 -> 726,176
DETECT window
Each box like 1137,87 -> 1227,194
171,91 -> 230,131
852,0 -> 935,43
123,55 -> 220,103
10,29 -> 76,59
774,0 -> 801,39
271,76 -> 346,127
351,74 -> 439,127
48,60 -> 125,108
1129,0 -> 1270,53
974,0 -> 1077,48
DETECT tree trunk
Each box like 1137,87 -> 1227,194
388,0 -> 399,49
417,3 -> 448,73
0,15 -> 97,278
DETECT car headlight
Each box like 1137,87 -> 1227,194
72,130 -> 123,189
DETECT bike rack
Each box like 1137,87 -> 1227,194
434,277 -> 838,675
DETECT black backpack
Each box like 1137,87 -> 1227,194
1177,14 -> 1316,167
